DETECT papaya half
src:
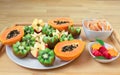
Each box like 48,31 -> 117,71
0,26 -> 24,45
54,39 -> 85,61
48,17 -> 74,31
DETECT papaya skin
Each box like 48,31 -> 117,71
54,40 -> 85,61
0,26 -> 24,45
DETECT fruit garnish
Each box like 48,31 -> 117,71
22,34 -> 35,47
30,42 -> 46,58
95,56 -> 106,59
0,26 -> 24,45
54,39 -> 85,61
32,19 -> 44,33
24,26 -> 34,35
91,46 -> 112,59
103,51 -> 112,59
43,35 -> 59,49
92,50 -> 103,56
48,17 -> 73,31
60,34 -> 74,42
96,39 -> 104,46
68,25 -> 81,38
98,46 -> 107,54
92,43 -> 101,50
37,48 -> 55,66
108,48 -> 118,57
42,24 -> 55,36
52,29 -> 61,38
91,39 -> 118,59
12,41 -> 30,58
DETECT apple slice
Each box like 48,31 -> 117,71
32,19 -> 44,33
30,42 -> 46,58
31,48 -> 39,58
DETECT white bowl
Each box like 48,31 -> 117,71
82,19 -> 113,41
87,42 -> 120,63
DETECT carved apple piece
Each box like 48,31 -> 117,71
30,42 -> 47,58
32,19 -> 44,33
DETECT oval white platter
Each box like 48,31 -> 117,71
6,45 -> 73,70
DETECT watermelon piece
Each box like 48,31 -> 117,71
103,51 -> 112,59
98,46 -> 107,54
92,50 -> 103,56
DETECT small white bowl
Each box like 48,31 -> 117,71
87,42 -> 120,63
82,19 -> 113,41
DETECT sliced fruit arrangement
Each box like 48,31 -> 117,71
60,34 -> 74,42
68,25 -> 81,38
54,40 -> 85,61
84,19 -> 112,31
24,26 -> 34,35
13,41 -> 30,58
48,17 -> 74,31
42,24 -> 55,36
0,26 -> 24,45
43,35 -> 59,49
31,42 -> 46,58
38,48 -> 55,66
0,18 -> 83,66
22,34 -> 35,47
11,26 -> 36,58
91,39 -> 118,59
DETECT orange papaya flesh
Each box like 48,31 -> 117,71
0,26 -> 24,45
54,40 -> 85,61
48,17 -> 74,31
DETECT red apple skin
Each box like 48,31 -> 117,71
45,44 -> 48,48
34,29 -> 41,34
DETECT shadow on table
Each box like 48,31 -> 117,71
0,46 -> 5,57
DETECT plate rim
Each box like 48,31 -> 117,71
6,45 -> 74,70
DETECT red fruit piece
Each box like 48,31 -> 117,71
45,44 -> 48,48
103,51 -> 112,59
34,29 -> 42,34
92,50 -> 103,56
98,46 -> 107,54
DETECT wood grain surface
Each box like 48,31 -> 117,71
0,0 -> 120,75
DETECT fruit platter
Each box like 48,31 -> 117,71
0,18 -> 86,69
0,18 -> 120,70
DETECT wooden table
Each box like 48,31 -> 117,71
0,0 -> 120,75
